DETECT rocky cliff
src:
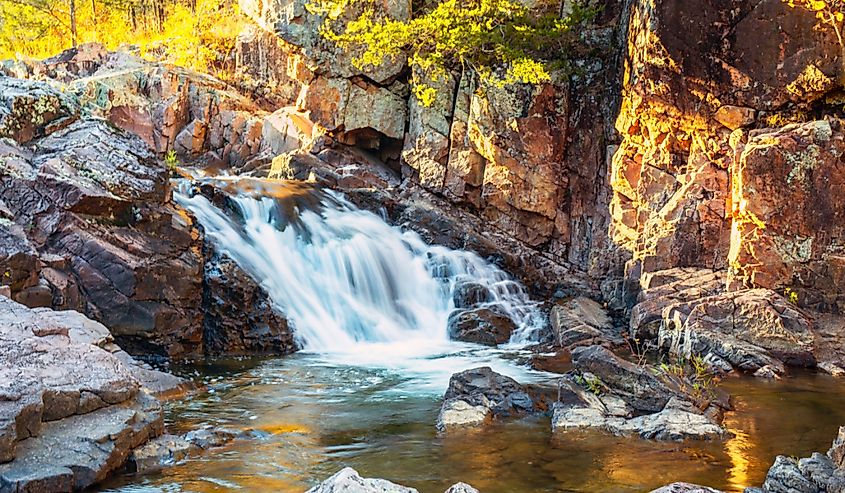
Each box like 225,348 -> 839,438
1,0 -> 843,370
0,51 -> 297,358
230,0 -> 843,307
225,0 -> 845,374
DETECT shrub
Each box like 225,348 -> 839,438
307,0 -> 599,105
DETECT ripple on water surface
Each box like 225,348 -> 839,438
97,355 -> 845,493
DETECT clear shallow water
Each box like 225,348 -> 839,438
99,358 -> 845,493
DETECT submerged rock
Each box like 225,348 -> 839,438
183,426 -> 238,450
447,307 -> 516,346
129,434 -> 196,473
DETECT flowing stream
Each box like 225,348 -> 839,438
174,178 -> 545,360
98,179 -> 845,492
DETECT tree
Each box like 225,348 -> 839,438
69,0 -> 77,46
785,0 -> 845,82
307,0 -> 598,106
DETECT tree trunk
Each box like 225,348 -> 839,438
69,0 -> 78,47
91,0 -> 97,38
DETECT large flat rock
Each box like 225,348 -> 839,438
0,296 -> 168,491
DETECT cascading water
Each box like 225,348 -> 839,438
175,178 -> 546,361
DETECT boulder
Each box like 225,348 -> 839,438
552,377 -> 725,442
608,407 -> 725,441
436,399 -> 492,431
761,456 -> 819,493
651,483 -> 724,493
445,484 -> 480,493
749,426 -> 845,493
447,307 -> 516,346
306,467 -> 418,493
452,280 -> 493,309
730,120 -> 845,315
553,345 -> 727,441
437,366 -> 551,431
0,391 -> 162,492
550,297 -> 622,349
306,468 -> 479,493
442,367 -> 539,418
570,345 -> 679,413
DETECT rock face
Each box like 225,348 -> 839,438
229,0 -> 625,299
231,0 -> 844,349
202,249 -> 296,355
0,73 -> 295,358
0,296 -> 165,491
628,266 -> 825,376
0,77 -> 77,144
0,115 -> 204,356
610,0 -> 844,328
730,120 -> 845,315
658,289 -> 816,374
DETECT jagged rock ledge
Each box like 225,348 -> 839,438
0,296 -> 183,491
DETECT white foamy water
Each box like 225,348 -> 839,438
174,179 -> 546,375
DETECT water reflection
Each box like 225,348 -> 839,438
99,360 -> 845,493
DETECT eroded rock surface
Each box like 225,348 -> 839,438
552,345 -> 728,441
0,74 -> 294,358
0,296 -> 166,491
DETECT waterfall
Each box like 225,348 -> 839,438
175,178 -> 546,354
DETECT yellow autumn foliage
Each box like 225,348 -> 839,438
0,0 -> 244,77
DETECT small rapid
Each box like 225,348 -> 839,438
174,178 -> 546,362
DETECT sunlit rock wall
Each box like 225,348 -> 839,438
611,0 -> 845,313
